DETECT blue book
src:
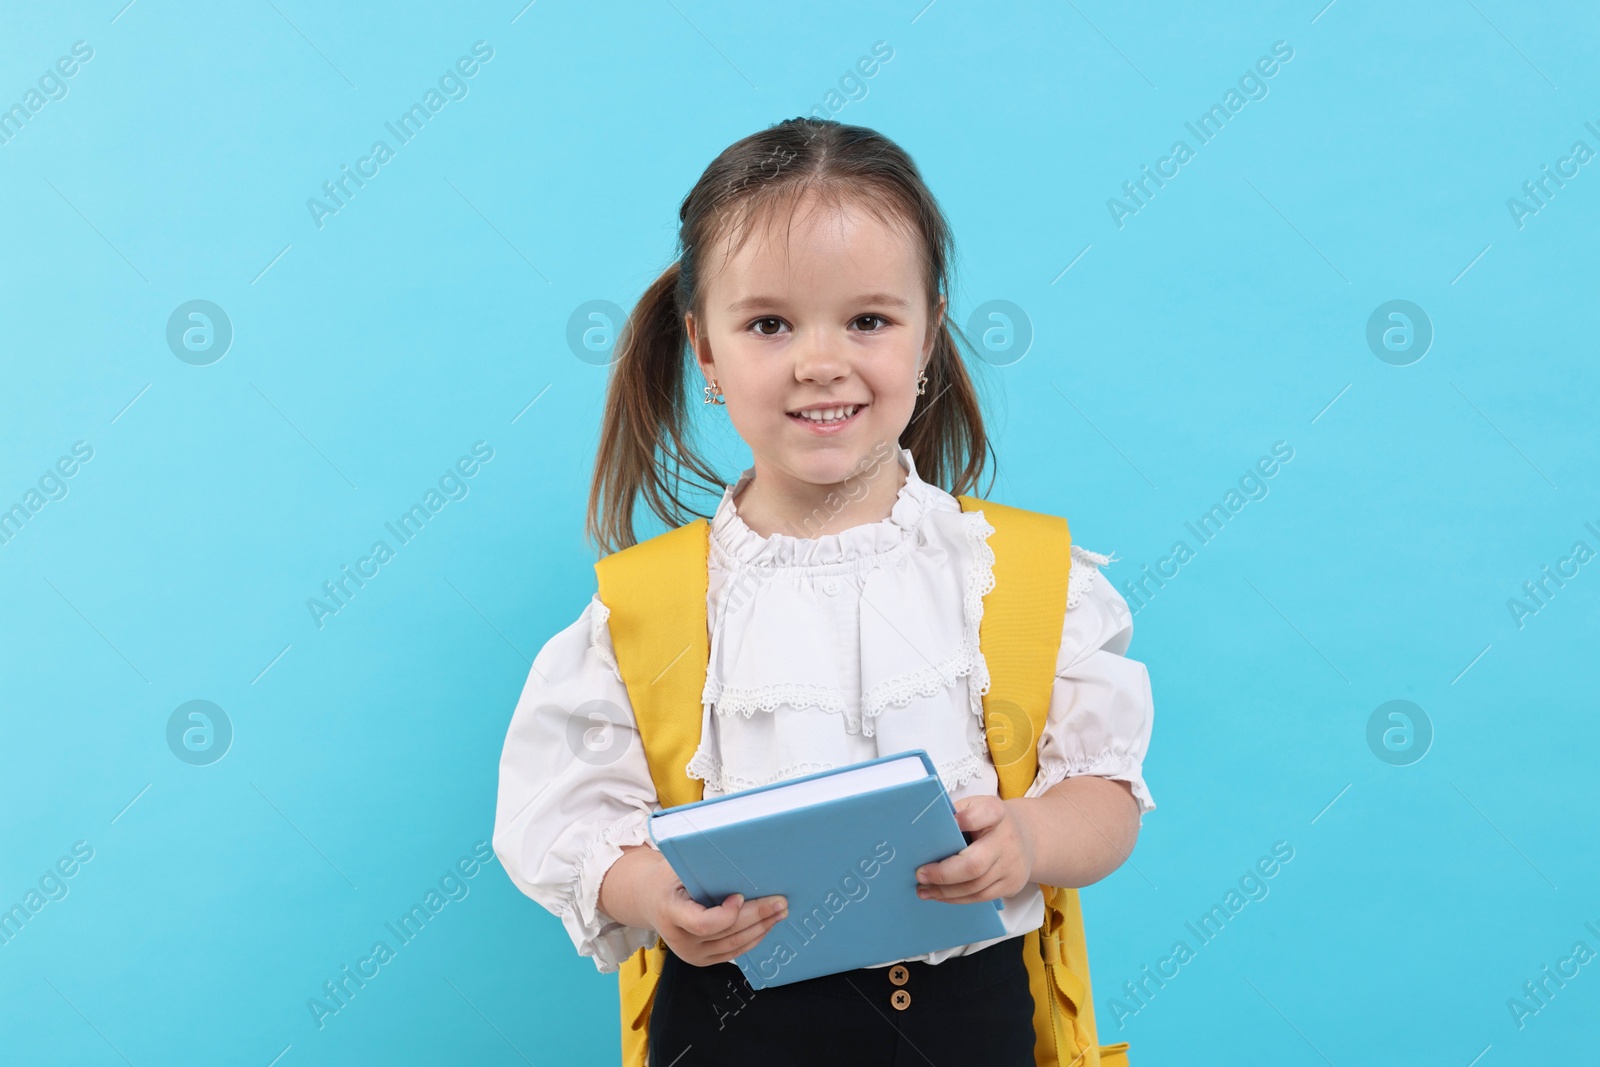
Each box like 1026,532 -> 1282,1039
648,749 -> 1007,989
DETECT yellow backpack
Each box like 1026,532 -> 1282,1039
593,494 -> 1132,1067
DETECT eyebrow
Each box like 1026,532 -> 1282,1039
725,292 -> 913,314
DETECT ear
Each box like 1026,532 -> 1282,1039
923,294 -> 947,359
685,310 -> 715,377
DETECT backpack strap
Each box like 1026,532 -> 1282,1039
593,518 -> 711,1067
955,495 -> 1069,803
593,518 -> 710,812
957,495 -> 1127,1067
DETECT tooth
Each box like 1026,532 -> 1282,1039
796,406 -> 857,422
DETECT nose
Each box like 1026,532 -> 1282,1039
793,327 -> 850,385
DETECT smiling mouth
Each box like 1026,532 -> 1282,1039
786,404 -> 864,426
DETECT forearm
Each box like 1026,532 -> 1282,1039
1009,776 -> 1141,889
597,843 -> 663,930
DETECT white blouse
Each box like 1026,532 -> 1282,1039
492,447 -> 1155,976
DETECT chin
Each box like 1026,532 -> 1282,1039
783,445 -> 881,486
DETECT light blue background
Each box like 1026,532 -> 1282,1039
2,1 -> 1596,1064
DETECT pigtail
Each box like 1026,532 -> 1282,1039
586,262 -> 724,557
903,318 -> 994,503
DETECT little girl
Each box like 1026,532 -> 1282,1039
493,117 -> 1155,1066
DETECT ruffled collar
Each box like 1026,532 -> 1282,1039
710,447 -> 954,568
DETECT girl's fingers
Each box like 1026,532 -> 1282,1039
709,897 -> 785,942
917,847 -> 986,887
674,893 -> 786,941
921,872 -> 1005,904
919,849 -> 991,890
704,909 -> 787,961
697,908 -> 777,959
673,893 -> 743,937
920,873 -> 986,899
734,896 -> 788,932
952,795 -> 1005,833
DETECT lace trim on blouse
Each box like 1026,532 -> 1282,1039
702,677 -> 849,718
1067,545 -> 1113,610
588,597 -> 624,685
1029,742 -> 1155,813
568,809 -> 651,924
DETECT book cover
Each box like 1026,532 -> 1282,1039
648,750 -> 1007,988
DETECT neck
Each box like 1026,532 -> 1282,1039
733,446 -> 908,539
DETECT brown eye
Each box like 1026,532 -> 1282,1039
855,315 -> 888,332
751,317 -> 785,336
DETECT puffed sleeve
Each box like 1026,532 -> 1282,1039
492,592 -> 662,973
1024,546 -> 1156,822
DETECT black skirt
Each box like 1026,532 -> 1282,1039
646,935 -> 1036,1067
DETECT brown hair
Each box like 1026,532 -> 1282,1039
586,116 -> 994,556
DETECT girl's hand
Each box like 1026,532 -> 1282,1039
638,851 -> 789,967
914,796 -> 1035,905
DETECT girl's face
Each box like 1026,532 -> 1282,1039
686,193 -> 944,492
